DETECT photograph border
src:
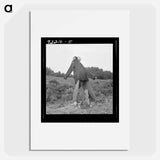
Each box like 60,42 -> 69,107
41,37 -> 119,123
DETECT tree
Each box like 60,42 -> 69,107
46,67 -> 54,75
86,67 -> 113,80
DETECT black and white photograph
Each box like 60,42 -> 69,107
41,37 -> 119,122
31,10 -> 129,149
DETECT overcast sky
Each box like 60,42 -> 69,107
46,44 -> 113,73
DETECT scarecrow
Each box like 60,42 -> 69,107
64,56 -> 96,107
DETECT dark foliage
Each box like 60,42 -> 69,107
46,67 -> 112,80
86,67 -> 113,80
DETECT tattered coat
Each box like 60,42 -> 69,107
64,59 -> 96,100
64,60 -> 92,83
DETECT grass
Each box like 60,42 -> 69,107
46,76 -> 113,114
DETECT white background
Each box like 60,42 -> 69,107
31,10 -> 129,150
0,0 -> 160,159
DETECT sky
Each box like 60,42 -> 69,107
46,44 -> 113,73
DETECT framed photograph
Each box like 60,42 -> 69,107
30,9 -> 129,150
41,37 -> 119,122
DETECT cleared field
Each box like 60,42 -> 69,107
46,76 -> 113,114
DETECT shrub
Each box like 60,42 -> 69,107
46,77 -> 113,105
46,79 -> 74,104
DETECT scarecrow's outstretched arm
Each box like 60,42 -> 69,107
64,62 -> 73,79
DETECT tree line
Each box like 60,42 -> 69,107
46,67 -> 113,80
